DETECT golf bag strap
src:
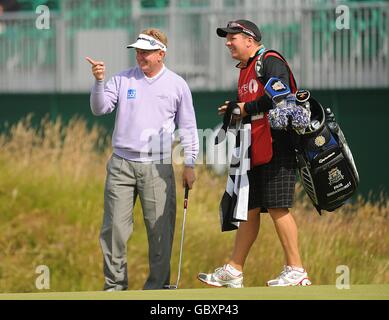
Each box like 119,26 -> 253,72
259,50 -> 298,94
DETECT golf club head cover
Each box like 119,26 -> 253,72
289,101 -> 311,134
269,92 -> 311,134
295,89 -> 311,105
324,107 -> 336,123
264,77 -> 291,104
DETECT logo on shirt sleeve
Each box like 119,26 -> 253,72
127,89 -> 136,99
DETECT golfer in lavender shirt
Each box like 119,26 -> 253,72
86,28 -> 199,291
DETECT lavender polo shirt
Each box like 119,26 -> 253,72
90,65 -> 199,165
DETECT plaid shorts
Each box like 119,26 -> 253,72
248,141 -> 297,212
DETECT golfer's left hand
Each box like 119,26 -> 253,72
218,101 -> 248,118
182,167 -> 196,189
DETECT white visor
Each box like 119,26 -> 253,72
126,34 -> 167,52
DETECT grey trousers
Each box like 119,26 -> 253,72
100,154 -> 176,290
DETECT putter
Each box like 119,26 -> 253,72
164,185 -> 190,289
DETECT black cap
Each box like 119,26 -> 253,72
216,19 -> 262,42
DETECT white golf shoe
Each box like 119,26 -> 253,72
198,264 -> 244,288
267,265 -> 312,287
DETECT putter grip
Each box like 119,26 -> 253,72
184,185 -> 189,199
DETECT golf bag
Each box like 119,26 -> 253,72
295,97 -> 359,214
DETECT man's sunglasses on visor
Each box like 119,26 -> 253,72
227,21 -> 257,39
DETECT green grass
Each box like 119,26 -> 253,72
0,285 -> 388,300
0,116 -> 388,293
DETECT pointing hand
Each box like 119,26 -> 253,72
86,56 -> 105,81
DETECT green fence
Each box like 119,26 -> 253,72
1,88 -> 388,198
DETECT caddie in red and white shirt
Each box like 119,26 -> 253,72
198,19 -> 312,288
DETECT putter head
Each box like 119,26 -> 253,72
163,284 -> 178,289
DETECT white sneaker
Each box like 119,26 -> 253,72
267,265 -> 312,287
197,264 -> 244,288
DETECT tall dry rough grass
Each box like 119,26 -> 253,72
0,115 -> 388,293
